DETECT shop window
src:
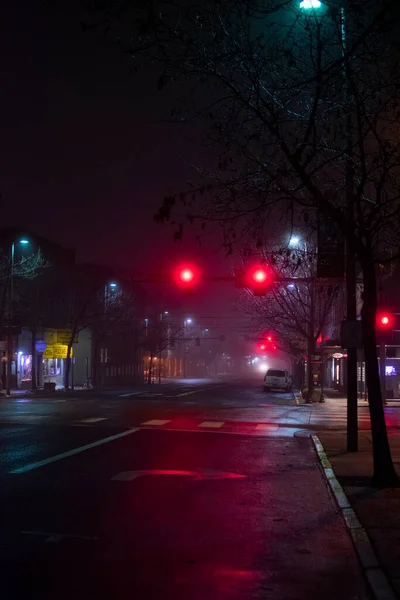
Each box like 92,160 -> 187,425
20,355 -> 32,382
43,359 -> 61,377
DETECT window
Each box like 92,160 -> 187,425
20,354 -> 32,382
266,369 -> 285,377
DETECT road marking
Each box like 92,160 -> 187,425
9,415 -> 46,421
175,385 -> 224,397
141,419 -> 171,426
76,417 -> 107,424
22,531 -> 99,543
255,424 -> 279,431
198,421 -> 224,428
139,426 -> 287,437
112,469 -> 246,481
10,428 -> 139,474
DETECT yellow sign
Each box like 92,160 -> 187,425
43,344 -> 73,360
57,329 -> 79,344
54,344 -> 73,359
43,346 -> 54,359
44,329 -> 57,345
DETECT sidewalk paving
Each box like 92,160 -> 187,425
317,429 -> 400,598
2,378 -> 223,400
322,388 -> 400,407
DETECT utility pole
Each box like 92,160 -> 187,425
342,7 -> 358,452
379,342 -> 386,405
6,242 -> 15,396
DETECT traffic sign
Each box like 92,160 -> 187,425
35,339 -> 47,353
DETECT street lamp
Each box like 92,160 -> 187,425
300,0 -> 321,8
7,238 -> 30,394
289,236 -> 300,248
299,0 -> 357,447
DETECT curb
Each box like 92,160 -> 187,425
311,434 -> 397,600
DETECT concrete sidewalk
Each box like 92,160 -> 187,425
317,429 -> 400,598
322,388 -> 400,407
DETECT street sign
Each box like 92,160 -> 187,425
43,344 -> 73,359
35,339 -> 47,353
57,329 -> 79,344
53,344 -> 72,359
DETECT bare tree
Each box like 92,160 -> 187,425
93,0 -> 400,485
238,242 -> 343,400
143,310 -> 186,383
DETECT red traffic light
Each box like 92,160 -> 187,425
252,268 -> 268,284
378,313 -> 392,328
259,344 -> 266,351
246,264 -> 272,296
173,264 -> 200,290
179,268 -> 195,283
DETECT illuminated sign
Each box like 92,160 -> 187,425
385,366 -> 396,376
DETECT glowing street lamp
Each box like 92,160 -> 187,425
7,238 -> 31,394
299,0 -> 321,8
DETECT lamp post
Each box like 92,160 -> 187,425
299,1 -> 357,449
101,282 -> 118,386
6,239 -> 30,395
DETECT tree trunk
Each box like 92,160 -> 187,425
64,327 -> 78,391
30,324 -> 37,390
92,341 -> 99,389
64,343 -> 73,391
148,356 -> 153,384
306,337 -> 315,403
361,258 -> 398,487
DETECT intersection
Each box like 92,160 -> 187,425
1,376 -> 397,599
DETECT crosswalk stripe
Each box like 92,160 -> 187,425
76,418 -> 107,424
198,421 -> 225,428
141,419 -> 171,426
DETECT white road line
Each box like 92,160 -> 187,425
10,428 -> 139,474
175,385 -> 224,397
141,419 -> 171,426
198,421 -> 225,428
76,418 -> 107,424
9,415 -> 47,421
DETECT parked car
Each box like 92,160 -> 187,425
264,369 -> 292,392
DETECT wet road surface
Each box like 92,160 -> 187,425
0,377 -> 381,598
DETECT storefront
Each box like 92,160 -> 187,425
17,352 -> 33,387
43,344 -> 72,388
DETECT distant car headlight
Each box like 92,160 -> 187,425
259,363 -> 268,372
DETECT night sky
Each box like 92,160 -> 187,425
0,1 -> 230,281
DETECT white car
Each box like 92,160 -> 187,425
264,369 -> 292,392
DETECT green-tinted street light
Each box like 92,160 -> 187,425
299,0 -> 321,8
19,239 -> 29,245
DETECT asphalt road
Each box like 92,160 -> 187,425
0,376 -> 385,599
